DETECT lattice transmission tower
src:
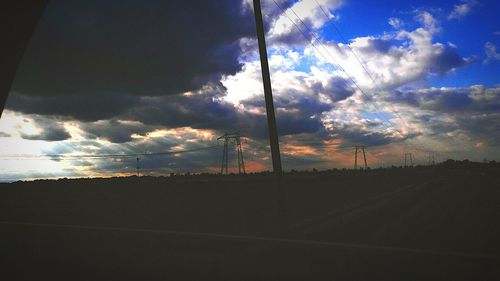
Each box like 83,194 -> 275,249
354,145 -> 368,170
136,157 -> 140,177
218,132 -> 246,175
404,153 -> 414,167
427,152 -> 436,166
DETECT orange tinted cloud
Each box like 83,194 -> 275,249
244,160 -> 268,172
282,144 -> 319,156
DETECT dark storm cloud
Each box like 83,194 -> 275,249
272,92 -> 331,136
269,25 -> 315,47
430,45 -> 470,74
124,83 -> 241,131
390,86 -> 500,112
21,128 -> 69,142
419,111 -> 500,146
81,120 -> 158,143
253,76 -> 353,138
71,160 -> 94,167
276,110 -> 324,136
67,80 -> 332,143
391,91 -> 420,107
391,86 -> 500,146
10,0 -> 254,100
336,128 -> 396,147
4,0 -> 341,143
311,76 -> 356,102
127,91 -> 326,140
20,116 -> 71,141
261,0 -> 295,25
235,77 -> 351,139
275,91 -> 331,115
456,113 -> 500,145
358,38 -> 392,54
324,118 -> 419,147
6,93 -> 142,122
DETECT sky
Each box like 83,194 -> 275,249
1,0 -> 499,181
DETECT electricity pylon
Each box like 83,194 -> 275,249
218,132 -> 246,175
354,145 -> 368,170
404,153 -> 413,167
136,157 -> 140,176
427,152 -> 435,166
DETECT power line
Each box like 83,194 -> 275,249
0,145 -> 219,160
275,0 -> 431,158
273,0 -> 393,131
272,0 -> 415,159
312,0 -> 430,154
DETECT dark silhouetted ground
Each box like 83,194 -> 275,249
1,160 -> 499,280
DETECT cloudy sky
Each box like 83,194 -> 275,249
1,0 -> 499,181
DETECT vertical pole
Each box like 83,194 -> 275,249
221,137 -> 228,175
224,138 -> 229,175
240,144 -> 246,174
136,157 -> 140,177
237,136 -> 246,174
253,0 -> 282,175
404,154 -> 407,167
354,146 -> 358,170
362,147 -> 367,170
220,139 -> 225,174
237,141 -> 242,174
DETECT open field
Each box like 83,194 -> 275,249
1,161 -> 500,280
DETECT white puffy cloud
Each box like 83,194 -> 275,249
415,11 -> 441,34
484,42 -> 500,63
305,12 -> 470,91
448,0 -> 478,20
388,17 -> 404,29
267,0 -> 343,45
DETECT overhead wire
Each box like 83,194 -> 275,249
272,0 -> 394,132
1,2 -> 436,173
0,145 -> 219,160
273,0 -> 430,163
271,1 -> 415,164
312,0 -> 430,155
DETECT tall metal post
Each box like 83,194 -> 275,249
136,157 -> 140,177
221,138 -> 229,174
253,0 -> 282,175
404,153 -> 413,167
354,147 -> 358,169
362,147 -> 368,169
236,136 -> 246,174
428,152 -> 435,166
354,146 -> 367,170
